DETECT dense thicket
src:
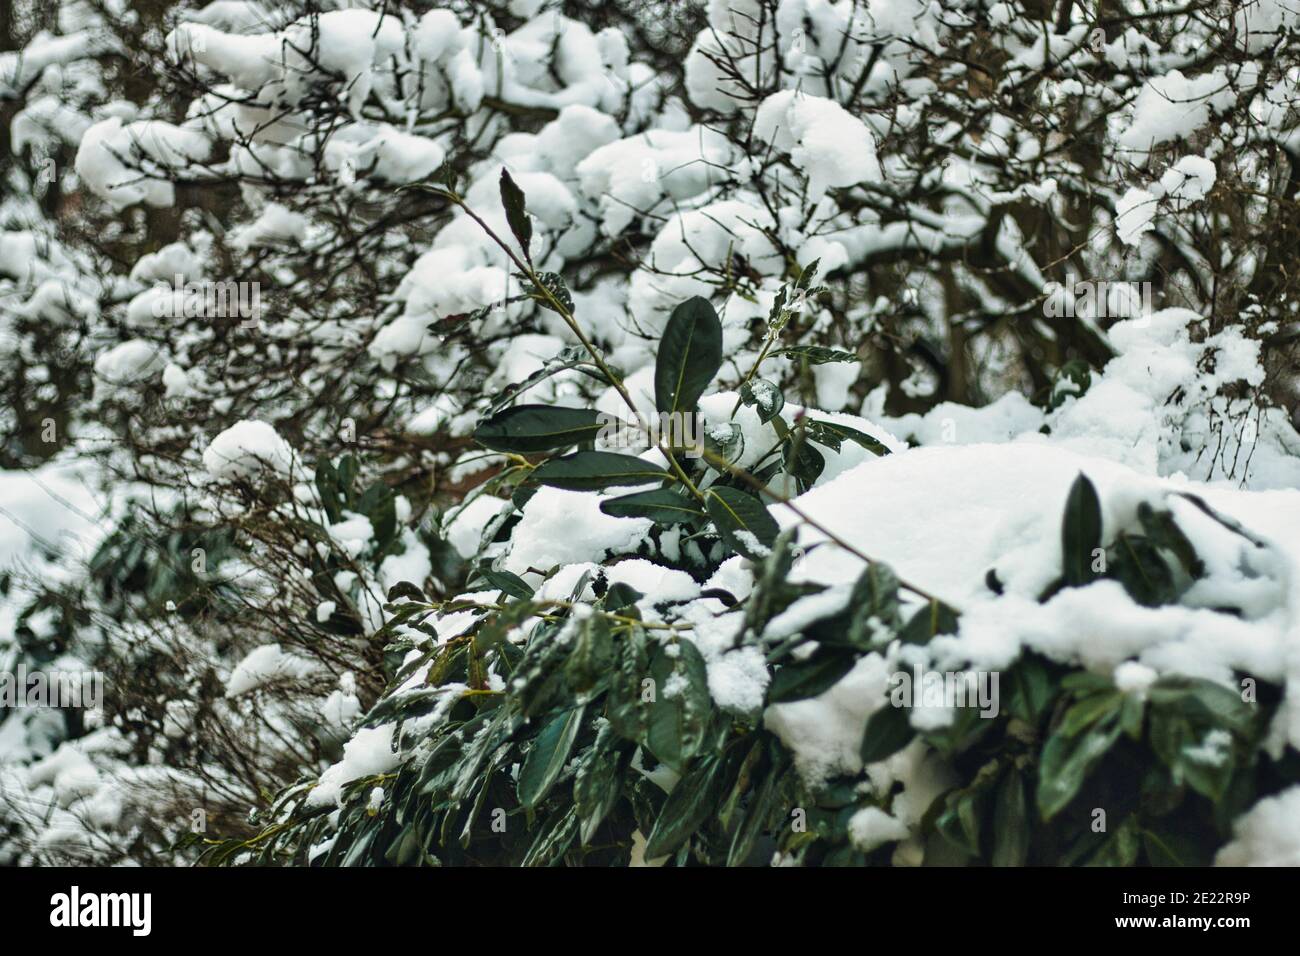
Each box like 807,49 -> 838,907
3,0 -> 1300,866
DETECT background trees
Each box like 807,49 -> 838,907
2,0 -> 1300,865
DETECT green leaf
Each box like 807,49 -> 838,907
602,582 -> 643,612
774,345 -> 858,365
645,640 -> 712,771
794,258 -> 821,291
803,418 -> 891,457
845,562 -> 902,647
607,624 -> 650,741
1087,814 -> 1140,867
517,704 -> 586,810
530,451 -> 670,491
1056,690 -> 1124,738
991,770 -> 1030,867
474,563 -> 535,600
337,454 -> 359,498
859,703 -> 915,764
1142,824 -> 1211,866
499,168 -> 533,262
599,487 -> 705,523
367,486 -> 397,552
574,727 -> 628,845
1109,533 -> 1176,607
739,379 -> 784,423
1061,473 -> 1103,587
705,486 -> 779,559
1137,504 -> 1204,578
473,404 -> 604,453
1005,654 -> 1056,724
1148,677 -> 1255,737
564,615 -> 613,694
521,807 -> 578,867
1037,716 -> 1123,819
644,753 -> 729,858
896,598 -> 959,645
526,271 -> 573,314
386,581 -> 427,603
726,754 -> 783,866
782,435 -> 825,492
314,458 -> 343,523
936,791 -> 982,856
704,421 -> 744,465
768,649 -> 855,704
655,296 -> 722,417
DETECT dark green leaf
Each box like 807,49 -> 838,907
644,754 -> 729,858
859,703 -> 915,764
600,487 -> 705,523
774,345 -> 857,365
521,807 -> 578,867
530,451 -> 670,491
845,562 -> 902,647
474,563 -> 535,600
314,458 -> 343,523
726,755 -> 783,866
897,598 -> 959,645
526,271 -> 573,314
1087,814 -> 1140,867
655,296 -> 722,417
645,640 -> 712,770
499,168 -> 533,262
1061,473 -> 1103,587
1038,716 -> 1122,819
991,770 -> 1030,867
804,418 -> 890,456
574,727 -> 628,845
768,649 -> 854,704
602,581 -> 643,612
1109,533 -> 1176,607
739,379 -> 784,423
517,705 -> 586,810
706,486 -> 779,559
473,404 -> 604,453
386,581 -> 427,603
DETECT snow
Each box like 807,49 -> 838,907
1160,155 -> 1217,206
705,647 -> 770,714
7,0 -> 1300,869
228,204 -> 309,251
306,723 -> 401,808
765,654 -> 893,783
75,118 -> 212,209
1114,187 -> 1157,246
504,486 -> 653,577
1215,786 -> 1300,865
202,420 -> 296,481
1117,68 -> 1240,154
847,806 -> 910,853
93,339 -> 164,385
754,90 -> 882,199
445,495 -> 509,559
225,644 -> 318,697
0,463 -> 103,571
378,533 -> 432,596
